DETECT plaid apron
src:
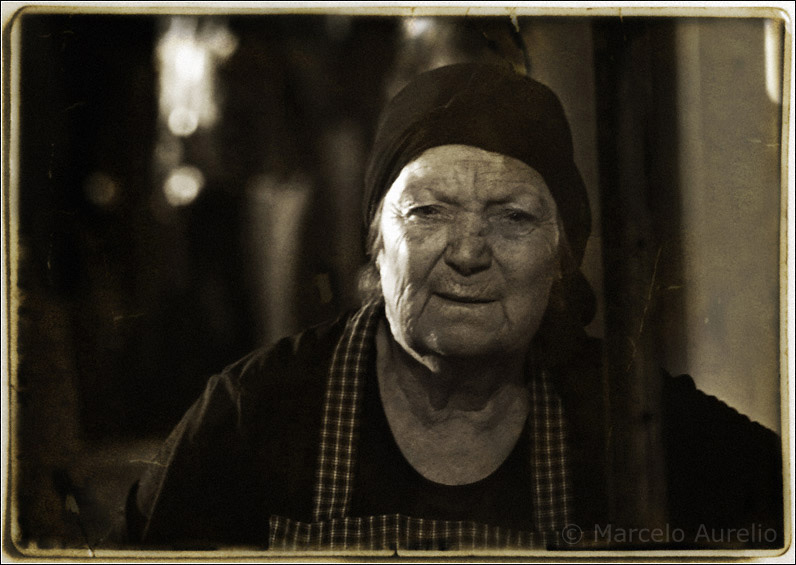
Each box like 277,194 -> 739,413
269,301 -> 572,551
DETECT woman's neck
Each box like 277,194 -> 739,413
375,320 -> 532,484
376,320 -> 529,427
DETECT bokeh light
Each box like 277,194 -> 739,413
163,165 -> 205,206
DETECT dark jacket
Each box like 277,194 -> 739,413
125,313 -> 783,550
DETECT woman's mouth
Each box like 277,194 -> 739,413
434,291 -> 497,304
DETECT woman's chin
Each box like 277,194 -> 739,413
414,327 -> 516,360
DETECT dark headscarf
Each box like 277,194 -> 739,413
363,62 -> 591,270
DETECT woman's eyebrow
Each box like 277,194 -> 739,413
484,196 -> 533,206
488,196 -> 553,216
486,189 -> 548,203
401,185 -> 460,205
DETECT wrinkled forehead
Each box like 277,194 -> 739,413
385,145 -> 557,208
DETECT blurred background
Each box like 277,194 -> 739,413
7,11 -> 784,550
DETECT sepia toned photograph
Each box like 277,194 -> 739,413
2,2 -> 792,558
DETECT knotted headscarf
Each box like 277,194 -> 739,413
363,62 -> 591,270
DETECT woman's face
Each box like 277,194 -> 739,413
377,144 -> 561,359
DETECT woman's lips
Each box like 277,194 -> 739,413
434,291 -> 497,304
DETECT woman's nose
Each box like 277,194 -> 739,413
443,216 -> 492,276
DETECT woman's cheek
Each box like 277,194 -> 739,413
401,226 -> 448,266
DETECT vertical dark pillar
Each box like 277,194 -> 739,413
592,17 -> 684,531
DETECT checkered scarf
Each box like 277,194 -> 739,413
273,300 -> 571,550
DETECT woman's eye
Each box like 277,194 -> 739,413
501,210 -> 536,224
492,209 -> 538,235
408,205 -> 444,219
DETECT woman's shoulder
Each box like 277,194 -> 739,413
218,313 -> 350,395
661,371 -> 782,490
662,372 -> 780,443
661,372 -> 783,541
126,312 -> 355,545
149,308 -> 358,457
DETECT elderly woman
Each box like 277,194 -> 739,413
125,64 -> 781,550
